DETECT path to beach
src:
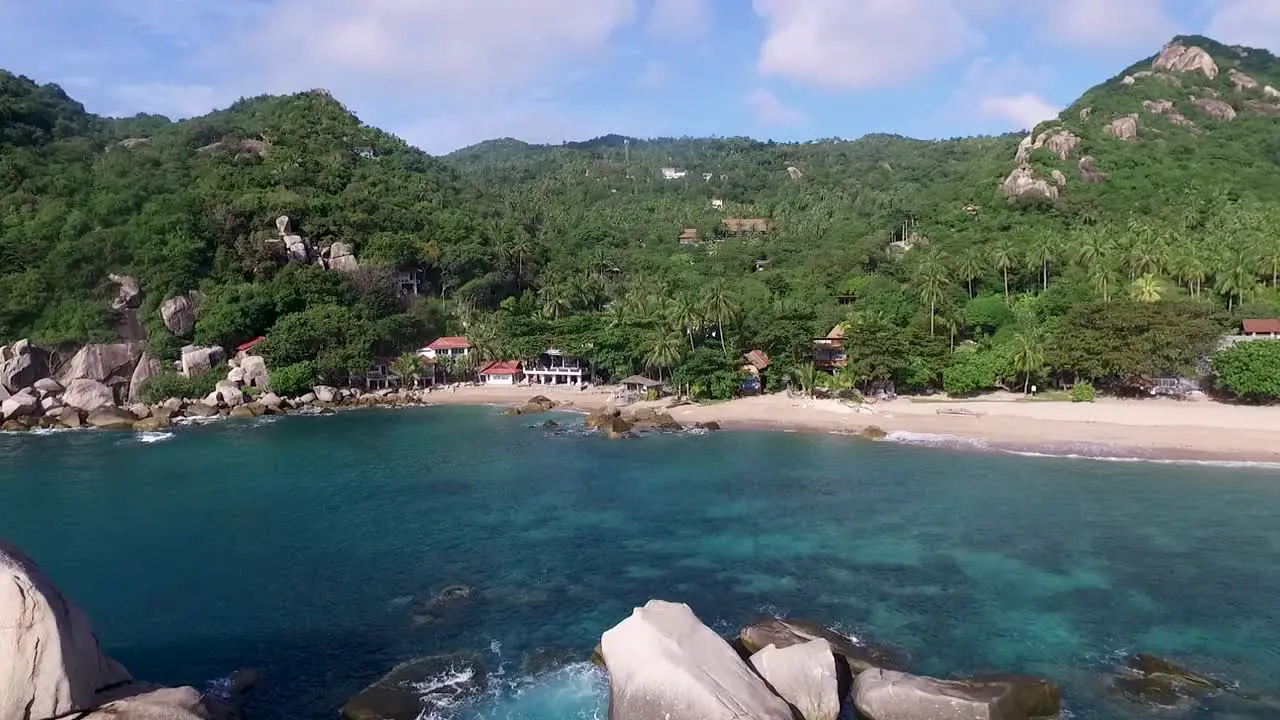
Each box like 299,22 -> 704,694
423,385 -> 1280,462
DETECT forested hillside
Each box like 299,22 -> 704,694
6,35 -> 1280,399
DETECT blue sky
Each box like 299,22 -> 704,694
1,1 -> 1277,154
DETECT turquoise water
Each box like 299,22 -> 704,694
2,407 -> 1280,719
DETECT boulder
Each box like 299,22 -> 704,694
85,406 -> 139,430
631,411 -> 683,431
132,416 -> 170,432
1078,156 -> 1107,183
1078,107 -> 1092,120
79,686 -> 208,720
1143,99 -> 1174,114
1112,653 -> 1225,705
0,339 -> 50,393
227,367 -> 246,385
211,380 -> 245,408
0,385 -> 7,403
1229,68 -> 1258,91
1152,43 -> 1218,79
341,654 -> 486,720
229,405 -> 257,419
1001,167 -> 1059,201
33,377 -> 63,396
128,352 -> 163,404
694,421 -> 722,431
159,292 -> 201,337
1049,169 -> 1067,187
55,407 -> 84,428
240,355 -> 270,389
739,618 -> 908,676
185,402 -> 219,418
862,426 -> 888,440
1,391 -> 39,420
1103,115 -> 1139,141
1014,128 -> 1079,165
107,273 -> 141,311
180,345 -> 225,378
854,669 -> 1057,720
584,406 -> 621,429
961,675 -> 1061,719
1266,85 -> 1280,99
297,392 -> 317,405
283,234 -> 312,263
748,640 -> 840,720
62,379 -> 117,412
0,538 -> 133,720
601,600 -> 794,720
161,397 -> 184,412
314,385 -> 338,403
40,395 -> 63,413
59,343 -> 141,385
1193,97 -> 1237,121
325,241 -> 360,272
600,416 -> 634,439
128,403 -> 152,419
519,395 -> 558,414
259,392 -> 283,408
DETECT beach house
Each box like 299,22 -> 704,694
418,336 -> 472,361
524,349 -> 590,386
478,360 -> 524,386
813,326 -> 847,370
1241,319 -> 1280,337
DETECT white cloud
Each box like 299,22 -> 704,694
980,93 -> 1061,129
1208,0 -> 1280,52
753,0 -> 983,90
1036,0 -> 1178,52
746,89 -> 805,125
647,0 -> 713,39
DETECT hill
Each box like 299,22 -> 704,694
5,36 -> 1280,401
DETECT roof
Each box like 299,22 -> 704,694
722,218 -> 771,233
620,375 -> 664,388
743,350 -> 771,370
479,360 -> 522,375
1242,319 -> 1280,334
427,336 -> 472,350
678,228 -> 699,241
236,336 -> 266,352
827,324 -> 845,339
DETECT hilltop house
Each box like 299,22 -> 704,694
661,167 -> 687,180
813,325 -> 847,370
396,269 -> 423,296
678,228 -> 700,245
525,349 -> 590,386
418,336 -> 472,361
479,360 -> 523,386
721,218 -> 772,236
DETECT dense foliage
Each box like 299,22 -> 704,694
1212,340 -> 1280,400
7,35 -> 1280,396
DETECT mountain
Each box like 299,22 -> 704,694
3,36 -> 1280,399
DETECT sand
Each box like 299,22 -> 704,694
419,385 -> 1280,463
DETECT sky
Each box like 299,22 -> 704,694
1,1 -> 1278,154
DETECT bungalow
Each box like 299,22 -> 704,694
621,375 -> 664,396
236,336 -> 266,357
525,349 -> 590,386
479,360 -> 524,386
678,227 -> 700,245
813,325 -> 847,370
396,269 -> 423,296
1242,319 -> 1280,337
418,336 -> 472,360
721,218 -> 772,236
366,357 -> 399,390
741,350 -> 770,395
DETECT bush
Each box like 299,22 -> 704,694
270,361 -> 317,397
1070,381 -> 1097,403
139,366 -> 225,404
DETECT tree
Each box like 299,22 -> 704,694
670,295 -> 703,351
703,282 -> 738,356
1130,274 -> 1163,303
1009,331 -> 1044,394
955,248 -> 985,299
914,252 -> 949,335
644,331 -> 684,380
1212,340 -> 1280,401
391,352 -> 425,388
1217,248 -> 1258,310
1028,232 -> 1059,290
791,364 -> 822,397
990,239 -> 1018,305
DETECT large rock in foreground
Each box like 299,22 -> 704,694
854,669 -> 1060,720
63,378 -> 117,412
0,539 -> 133,720
748,640 -> 840,720
0,339 -> 49,393
1112,652 -> 1225,706
80,686 -> 209,720
341,654 -> 486,720
59,343 -> 141,385
600,599 -> 793,720
740,617 -> 908,676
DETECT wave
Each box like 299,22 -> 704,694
134,432 -> 175,444
883,431 -> 991,451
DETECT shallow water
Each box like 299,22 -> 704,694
3,406 -> 1280,719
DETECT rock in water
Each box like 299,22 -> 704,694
749,640 -> 840,720
79,686 -> 208,720
411,584 -> 476,624
740,617 -> 908,676
519,395 -> 558,414
85,406 -> 139,430
342,654 -> 486,720
0,538 -> 133,719
1113,653 -> 1225,705
600,599 -> 794,720
854,669 -> 1054,720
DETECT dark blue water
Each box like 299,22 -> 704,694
2,407 -> 1279,719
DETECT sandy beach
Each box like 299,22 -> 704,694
419,385 -> 1280,464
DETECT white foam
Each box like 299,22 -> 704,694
135,432 -> 175,444
884,431 -> 991,450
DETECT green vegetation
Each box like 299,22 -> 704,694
139,367 -> 224,404
1212,340 -> 1280,400
1071,382 -> 1098,403
7,36 -> 1280,398
268,361 -> 317,397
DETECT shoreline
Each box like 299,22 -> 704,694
414,386 -> 1280,466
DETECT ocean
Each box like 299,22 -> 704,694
2,406 -> 1279,719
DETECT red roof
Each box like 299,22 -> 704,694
1243,319 -> 1280,334
427,336 -> 472,350
479,360 -> 522,376
236,336 -> 266,352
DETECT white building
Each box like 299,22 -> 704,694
478,360 -> 524,385
418,336 -> 472,360
660,167 -> 687,180
524,349 -> 589,385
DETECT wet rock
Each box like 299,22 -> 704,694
694,421 -> 722,431
749,639 -> 840,720
85,406 -> 138,430
631,410 -> 683,431
519,395 -> 558,414
600,416 -> 634,439
128,403 -> 152,419
410,584 -> 476,624
132,415 -> 170,432
960,674 -> 1062,718
1112,653 -> 1226,706
542,419 -> 560,429
739,617 -> 908,676
185,402 -> 219,418
584,406 -> 620,429
341,654 -> 486,720
855,669 -> 1059,720
861,426 -> 888,440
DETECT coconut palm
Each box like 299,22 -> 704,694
643,332 -> 684,380
1129,274 -> 1163,303
989,238 -> 1018,305
914,253 -> 949,335
669,295 -> 703,351
391,352 -> 424,389
1027,232 -> 1060,290
1009,332 -> 1044,395
1087,262 -> 1117,303
538,282 -> 574,320
702,281 -> 739,355
1073,227 -> 1112,276
954,247 -> 985,299
1216,248 -> 1258,310
791,364 -> 822,397
1260,238 -> 1280,288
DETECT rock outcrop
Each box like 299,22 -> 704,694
342,654 -> 486,720
1078,107 -> 1092,121
1013,129 -> 1080,164
59,343 -> 141,386
600,600 -> 794,720
854,669 -> 1060,720
1104,115 -> 1139,141
1143,99 -> 1194,126
1078,156 -> 1107,183
748,640 -> 840,720
107,273 -> 142,311
127,352 -> 163,404
0,538 -> 133,720
1112,653 -> 1226,705
160,291 -> 202,337
181,345 -> 226,377
1152,43 -> 1219,79
1,339 -> 49,393
739,617 -> 907,676
1192,97 -> 1237,121
323,241 -> 360,272
1229,68 -> 1258,91
1001,167 -> 1059,201
62,378 -> 117,412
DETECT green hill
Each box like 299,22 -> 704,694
4,36 -> 1280,398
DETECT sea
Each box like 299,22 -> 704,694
2,405 -> 1280,719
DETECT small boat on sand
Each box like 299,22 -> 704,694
936,407 -> 986,417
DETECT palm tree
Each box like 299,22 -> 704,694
1009,332 -> 1044,395
1028,232 -> 1059,291
1182,251 -> 1209,299
1073,227 -> 1111,273
644,332 -> 684,380
1130,274 -> 1163,303
703,282 -> 739,355
538,282 -> 574,320
1087,262 -> 1117,303
989,239 -> 1018,305
955,248 -> 985,299
391,353 -> 424,389
1216,248 -> 1258,310
670,296 -> 703,351
791,364 -> 822,397
499,234 -> 534,290
914,253 -> 949,335
1260,239 -> 1280,288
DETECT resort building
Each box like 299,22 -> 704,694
1242,319 -> 1280,337
660,167 -> 688,180
813,325 -> 847,370
721,218 -> 772,236
478,360 -> 523,385
678,228 -> 700,245
524,349 -> 590,385
418,336 -> 472,361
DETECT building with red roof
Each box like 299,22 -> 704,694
1242,319 -> 1280,337
236,336 -> 266,354
478,360 -> 524,386
418,336 -> 472,360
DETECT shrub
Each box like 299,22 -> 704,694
1070,381 -> 1097,403
270,361 -> 317,397
139,366 -> 225,404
